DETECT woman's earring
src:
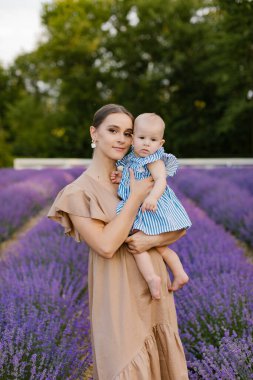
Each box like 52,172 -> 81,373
91,140 -> 96,148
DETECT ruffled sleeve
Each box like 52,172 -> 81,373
47,184 -> 108,243
162,153 -> 179,177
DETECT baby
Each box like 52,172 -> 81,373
111,113 -> 192,300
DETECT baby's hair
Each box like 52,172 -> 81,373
134,113 -> 165,133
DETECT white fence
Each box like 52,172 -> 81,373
14,157 -> 253,169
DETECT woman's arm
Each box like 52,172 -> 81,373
69,170 -> 153,259
125,229 -> 187,254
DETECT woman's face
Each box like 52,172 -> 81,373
90,113 -> 133,161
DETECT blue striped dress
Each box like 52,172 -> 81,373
116,146 -> 192,235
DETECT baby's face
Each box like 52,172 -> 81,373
133,121 -> 165,157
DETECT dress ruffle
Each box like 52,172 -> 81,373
113,323 -> 189,380
116,146 -> 179,177
162,152 -> 178,177
47,184 -> 109,243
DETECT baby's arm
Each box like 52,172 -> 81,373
110,165 -> 124,184
142,160 -> 167,212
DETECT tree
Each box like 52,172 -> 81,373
0,65 -> 14,166
2,0 -> 252,162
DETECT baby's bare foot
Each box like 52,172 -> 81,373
147,275 -> 162,300
168,271 -> 189,292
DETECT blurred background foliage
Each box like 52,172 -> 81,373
0,0 -> 252,166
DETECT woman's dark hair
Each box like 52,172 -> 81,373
92,104 -> 134,128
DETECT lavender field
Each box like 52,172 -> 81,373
0,167 -> 252,379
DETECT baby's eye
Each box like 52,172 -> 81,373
151,139 -> 157,141
139,136 -> 144,139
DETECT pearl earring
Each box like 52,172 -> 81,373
91,140 -> 96,148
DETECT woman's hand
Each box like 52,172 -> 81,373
125,229 -> 187,255
125,231 -> 154,254
129,168 -> 154,203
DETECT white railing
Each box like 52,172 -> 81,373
14,157 -> 253,169
14,158 -> 92,169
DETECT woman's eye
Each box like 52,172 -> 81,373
109,129 -> 117,133
125,133 -> 132,137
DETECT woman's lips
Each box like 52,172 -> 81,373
113,147 -> 126,151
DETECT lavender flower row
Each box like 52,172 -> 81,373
189,332 -> 253,380
65,166 -> 87,178
171,168 -> 253,247
0,168 -> 83,243
1,217 -> 91,379
0,167 -> 85,192
170,187 -> 253,379
0,168 -> 38,189
2,167 -> 252,379
190,167 -> 253,197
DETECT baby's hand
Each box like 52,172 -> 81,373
141,196 -> 158,212
110,170 -> 123,184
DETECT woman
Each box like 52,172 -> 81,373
47,104 -> 189,380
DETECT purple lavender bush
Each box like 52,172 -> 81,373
189,332 -> 253,380
1,167 -> 252,379
66,166 -> 86,178
0,168 -> 83,243
0,168 -> 38,189
1,217 -> 91,379
207,167 -> 253,196
170,189 -> 253,379
172,168 -> 253,247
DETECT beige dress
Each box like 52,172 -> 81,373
47,172 -> 189,380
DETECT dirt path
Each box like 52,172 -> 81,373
235,239 -> 253,265
0,205 -> 51,260
82,365 -> 93,380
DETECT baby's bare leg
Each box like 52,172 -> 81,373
133,252 -> 161,300
156,246 -> 189,291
